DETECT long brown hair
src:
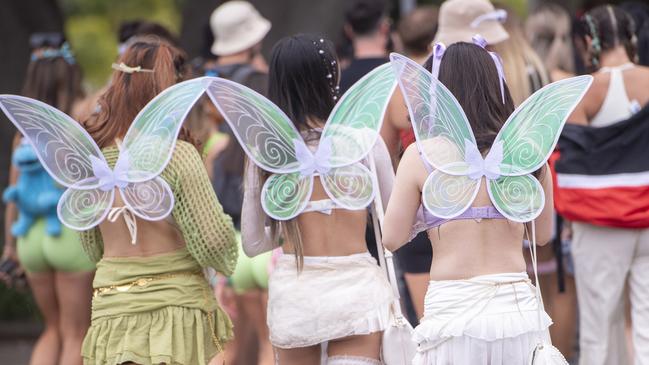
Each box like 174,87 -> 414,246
424,43 -> 543,178
85,36 -> 194,148
22,48 -> 84,115
425,42 -> 515,153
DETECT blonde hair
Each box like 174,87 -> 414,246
525,4 -> 575,76
492,11 -> 549,106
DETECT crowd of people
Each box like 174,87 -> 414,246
0,0 -> 648,364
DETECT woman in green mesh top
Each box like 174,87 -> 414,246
72,38 -> 237,364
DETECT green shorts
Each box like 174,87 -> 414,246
230,235 -> 272,294
17,219 -> 95,273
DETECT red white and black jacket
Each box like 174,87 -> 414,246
552,106 -> 649,228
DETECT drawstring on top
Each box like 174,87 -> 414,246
108,206 -> 138,244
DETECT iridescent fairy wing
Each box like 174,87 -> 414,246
389,53 -> 480,218
389,53 -> 476,174
206,77 -> 312,220
0,95 -> 113,229
319,63 -> 396,209
486,75 -> 593,222
118,77 -> 212,221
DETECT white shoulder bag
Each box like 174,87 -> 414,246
369,154 -> 417,365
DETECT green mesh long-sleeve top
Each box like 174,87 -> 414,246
79,140 -> 238,276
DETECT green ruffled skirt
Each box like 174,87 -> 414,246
81,248 -> 233,365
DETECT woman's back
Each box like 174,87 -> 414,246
81,141 -> 238,274
242,135 -> 393,258
393,144 -> 546,280
578,64 -> 649,126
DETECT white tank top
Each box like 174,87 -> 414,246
590,63 -> 640,127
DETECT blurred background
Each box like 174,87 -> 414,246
0,0 -> 636,362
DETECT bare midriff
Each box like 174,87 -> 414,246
281,179 -> 370,257
99,191 -> 185,258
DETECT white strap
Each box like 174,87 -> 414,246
368,152 -> 404,316
527,220 -> 546,333
108,206 -> 138,245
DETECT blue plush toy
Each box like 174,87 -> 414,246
3,140 -> 63,236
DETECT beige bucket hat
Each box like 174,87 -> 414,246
210,1 -> 271,56
434,0 -> 509,46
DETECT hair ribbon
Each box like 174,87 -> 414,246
470,9 -> 507,29
111,62 -> 154,74
430,42 -> 446,79
31,42 -> 76,65
472,34 -> 506,104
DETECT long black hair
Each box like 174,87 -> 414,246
268,34 -> 339,133
264,34 -> 341,270
424,42 -> 515,154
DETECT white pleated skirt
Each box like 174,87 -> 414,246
413,272 -> 553,365
267,252 -> 393,349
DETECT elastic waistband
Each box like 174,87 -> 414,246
278,252 -> 373,264
429,271 -> 529,285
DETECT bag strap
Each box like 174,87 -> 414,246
527,220 -> 549,336
368,152 -> 406,319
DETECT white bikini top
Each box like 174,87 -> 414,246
591,63 -> 641,127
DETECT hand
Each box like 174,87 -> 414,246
0,245 -> 22,288
2,243 -> 17,262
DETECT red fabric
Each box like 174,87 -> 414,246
554,186 -> 649,228
550,150 -> 649,228
400,128 -> 416,150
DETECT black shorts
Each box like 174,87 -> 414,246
394,231 -> 432,273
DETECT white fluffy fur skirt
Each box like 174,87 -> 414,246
413,272 -> 552,365
267,252 -> 393,349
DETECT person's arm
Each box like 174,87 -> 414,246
382,144 -> 425,251
78,228 -> 104,263
241,161 -> 279,257
526,164 -> 554,246
171,142 -> 238,275
380,87 -> 411,168
2,163 -> 19,261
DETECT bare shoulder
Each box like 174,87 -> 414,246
401,142 -> 421,164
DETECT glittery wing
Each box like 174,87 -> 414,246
487,175 -> 545,222
206,78 -> 311,220
319,63 -> 396,209
389,53 -> 475,175
422,170 -> 481,219
0,95 -> 112,230
321,63 -> 395,167
493,75 -> 593,176
321,164 -> 376,210
57,187 -> 114,230
487,75 -> 593,222
390,53 -> 479,218
206,77 -> 302,173
117,77 -> 211,220
261,173 -> 314,221
120,76 -> 211,181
